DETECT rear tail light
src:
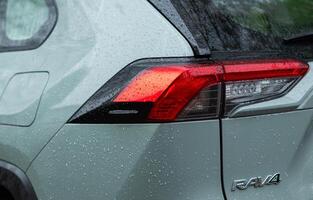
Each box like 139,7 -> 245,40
222,59 -> 308,115
69,58 -> 308,123
113,65 -> 223,121
224,78 -> 296,115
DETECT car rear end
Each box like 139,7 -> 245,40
1,0 -> 313,200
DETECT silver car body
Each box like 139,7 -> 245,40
0,0 -> 313,200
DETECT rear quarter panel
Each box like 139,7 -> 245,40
27,122 -> 223,200
26,0 -> 223,200
0,0 -> 192,170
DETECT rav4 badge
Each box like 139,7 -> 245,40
231,173 -> 281,191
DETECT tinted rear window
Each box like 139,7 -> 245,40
213,0 -> 313,38
149,0 -> 313,59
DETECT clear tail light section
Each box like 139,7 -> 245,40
222,59 -> 308,115
69,58 -> 308,123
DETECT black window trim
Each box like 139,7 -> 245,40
0,0 -> 58,53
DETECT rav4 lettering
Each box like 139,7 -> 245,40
231,173 -> 281,191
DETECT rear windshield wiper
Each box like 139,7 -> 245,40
284,32 -> 313,44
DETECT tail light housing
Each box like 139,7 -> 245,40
222,59 -> 308,115
69,58 -> 308,123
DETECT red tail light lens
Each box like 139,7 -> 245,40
114,67 -> 188,103
69,58 -> 308,123
223,59 -> 308,81
115,64 -> 223,121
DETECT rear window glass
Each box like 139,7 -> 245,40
149,0 -> 313,58
213,0 -> 313,38
0,0 -> 57,52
